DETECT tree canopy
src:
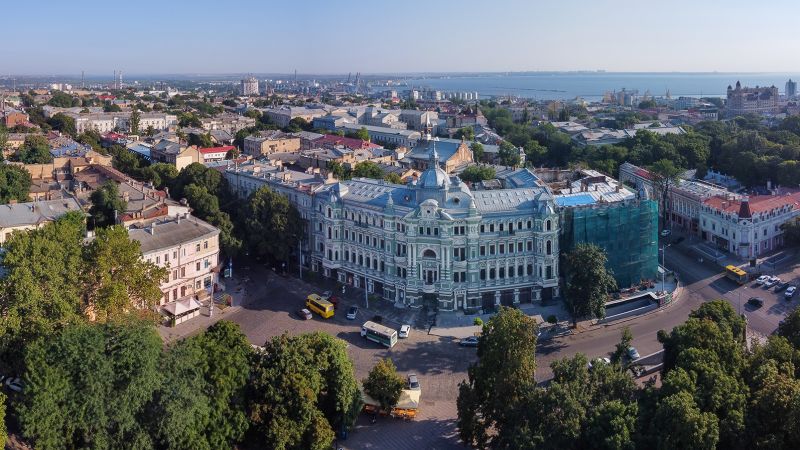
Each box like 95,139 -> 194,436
89,180 -> 127,228
0,164 -> 32,203
363,358 -> 405,412
564,243 -> 617,326
242,186 -> 303,263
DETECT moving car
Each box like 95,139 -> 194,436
407,373 -> 420,390
747,297 -> 765,308
321,290 -> 339,309
756,275 -> 770,285
627,347 -> 640,360
399,324 -> 411,339
459,336 -> 480,347
786,286 -> 797,299
346,306 -> 358,320
296,308 -> 312,320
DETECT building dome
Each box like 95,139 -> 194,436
417,141 -> 450,190
418,165 -> 450,189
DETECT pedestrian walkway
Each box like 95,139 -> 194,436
157,275 -> 249,343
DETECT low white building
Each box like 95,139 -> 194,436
0,198 -> 83,244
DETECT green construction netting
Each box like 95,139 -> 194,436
561,199 -> 659,288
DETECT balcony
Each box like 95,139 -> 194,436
422,283 -> 436,294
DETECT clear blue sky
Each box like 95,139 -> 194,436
5,0 -> 800,75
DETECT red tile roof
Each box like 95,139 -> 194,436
198,145 -> 235,154
315,134 -> 381,150
703,192 -> 800,215
634,168 -> 653,181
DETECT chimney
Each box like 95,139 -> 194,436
150,221 -> 156,235
122,191 -> 130,202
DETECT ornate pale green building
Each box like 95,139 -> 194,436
311,142 -> 560,312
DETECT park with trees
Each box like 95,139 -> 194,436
457,304 -> 800,450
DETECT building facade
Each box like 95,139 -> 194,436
310,146 -> 560,312
129,215 -> 220,305
726,81 -> 780,116
241,77 -> 259,96
243,131 -> 301,156
700,193 -> 800,258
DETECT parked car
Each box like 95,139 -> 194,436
407,373 -> 420,390
296,308 -> 312,320
346,306 -> 358,320
747,297 -> 765,308
459,336 -> 480,347
756,275 -> 770,285
660,229 -> 671,237
5,377 -> 22,393
764,277 -> 780,288
399,324 -> 411,338
786,286 -> 797,299
775,281 -> 790,292
627,347 -> 640,360
321,291 -> 339,309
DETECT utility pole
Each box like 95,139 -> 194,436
365,278 -> 369,309
298,237 -> 303,280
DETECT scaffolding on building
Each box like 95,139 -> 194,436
561,199 -> 659,288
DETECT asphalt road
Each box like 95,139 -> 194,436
223,243 -> 798,449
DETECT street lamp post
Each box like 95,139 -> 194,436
660,244 -> 671,292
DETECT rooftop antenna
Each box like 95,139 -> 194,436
81,70 -> 85,89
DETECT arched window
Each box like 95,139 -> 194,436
546,220 -> 552,231
422,249 -> 437,258
546,240 -> 552,255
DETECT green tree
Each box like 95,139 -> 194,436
145,124 -> 155,137
650,159 -> 684,229
188,132 -> 214,148
242,186 -> 304,262
653,391 -> 719,450
0,391 -> 6,448
777,307 -> 800,348
497,140 -> 521,167
457,307 -> 538,448
151,321 -> 252,449
46,90 -> 75,108
48,113 -> 77,137
455,126 -> 475,141
459,165 -> 496,183
130,106 -> 141,134
89,180 -> 127,228
611,327 -> 634,366
564,243 -> 617,326
247,332 -> 359,450
470,141 -> 485,162
328,161 -> 350,180
0,164 -> 32,203
15,134 -> 53,164
18,321 -> 162,450
0,212 -> 86,370
81,225 -> 167,322
148,162 -> 179,190
363,358 -> 405,412
171,162 -> 225,199
351,161 -> 384,179
356,126 -> 370,142
384,172 -> 403,184
104,102 -> 122,112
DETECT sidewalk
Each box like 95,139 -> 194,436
157,274 -> 249,343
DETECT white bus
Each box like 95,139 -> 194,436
361,321 -> 398,348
